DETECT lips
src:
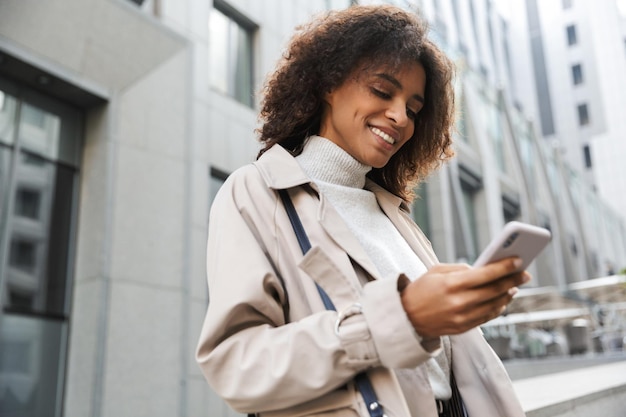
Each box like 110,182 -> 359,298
370,126 -> 396,145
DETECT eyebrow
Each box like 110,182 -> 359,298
375,73 -> 425,104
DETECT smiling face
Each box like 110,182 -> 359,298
319,61 -> 426,168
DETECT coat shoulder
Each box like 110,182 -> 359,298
213,163 -> 276,211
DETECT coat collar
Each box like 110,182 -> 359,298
254,144 -> 437,276
255,144 -> 404,206
253,145 -> 311,190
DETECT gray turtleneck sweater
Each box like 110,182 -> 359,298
296,135 -> 452,400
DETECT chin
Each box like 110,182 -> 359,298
370,160 -> 390,169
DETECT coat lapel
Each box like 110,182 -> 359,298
315,179 -> 441,282
316,190 -> 383,281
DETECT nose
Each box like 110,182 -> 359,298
385,99 -> 409,127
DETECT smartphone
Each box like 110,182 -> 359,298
473,221 -> 552,271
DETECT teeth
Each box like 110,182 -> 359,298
370,127 -> 395,145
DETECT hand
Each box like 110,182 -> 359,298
400,257 -> 531,339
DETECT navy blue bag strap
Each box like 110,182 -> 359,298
277,189 -> 385,417
278,189 -> 335,310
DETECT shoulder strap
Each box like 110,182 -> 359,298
277,188 -> 385,417
278,189 -> 336,311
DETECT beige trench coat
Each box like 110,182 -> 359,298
196,144 -> 526,417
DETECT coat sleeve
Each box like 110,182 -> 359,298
195,167 -> 436,413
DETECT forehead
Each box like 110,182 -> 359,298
353,60 -> 424,81
355,61 -> 426,92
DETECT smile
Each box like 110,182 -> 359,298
370,127 -> 395,145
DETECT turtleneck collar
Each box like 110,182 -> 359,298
296,136 -> 372,189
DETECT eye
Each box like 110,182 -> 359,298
406,108 -> 417,120
371,88 -> 391,99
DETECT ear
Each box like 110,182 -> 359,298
318,98 -> 332,138
322,88 -> 333,105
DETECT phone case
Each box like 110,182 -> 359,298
473,221 -> 552,271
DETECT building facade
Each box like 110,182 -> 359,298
504,0 -> 626,222
0,1 -> 624,417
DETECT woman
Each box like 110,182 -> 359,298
197,5 -> 528,417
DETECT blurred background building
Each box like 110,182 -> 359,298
0,0 -> 624,416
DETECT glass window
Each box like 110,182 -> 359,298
482,91 -> 506,173
0,90 -> 17,146
487,1 -> 497,64
501,19 -> 513,83
0,77 -> 81,417
577,103 -> 590,125
566,25 -> 578,46
546,157 -> 560,198
3,138 -> 77,319
569,234 -> 578,256
209,2 -> 256,107
14,188 -> 41,220
452,167 -> 481,263
19,102 -> 60,161
514,111 -> 538,199
458,182 -> 479,262
583,144 -> 592,168
461,185 -> 478,248
0,315 -> 67,417
572,63 -> 583,85
209,166 -> 229,210
502,196 -> 520,223
492,107 -> 505,174
412,183 -> 430,237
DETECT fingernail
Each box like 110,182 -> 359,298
522,273 -> 531,284
513,258 -> 523,269
508,287 -> 519,297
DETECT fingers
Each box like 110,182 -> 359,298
479,270 -> 528,296
454,257 -> 528,290
467,292 -> 514,328
462,271 -> 532,329
460,270 -> 527,312
428,263 -> 472,273
401,262 -> 533,338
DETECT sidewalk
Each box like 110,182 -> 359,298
512,361 -> 626,417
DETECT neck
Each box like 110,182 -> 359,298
296,136 -> 372,188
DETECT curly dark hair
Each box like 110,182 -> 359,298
257,4 -> 455,201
